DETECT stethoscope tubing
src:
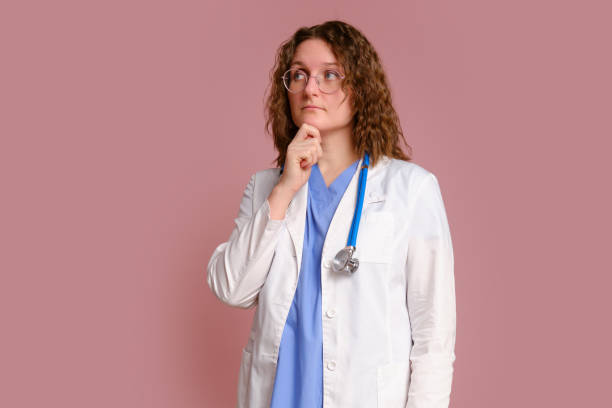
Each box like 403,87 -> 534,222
347,153 -> 369,247
278,152 -> 370,250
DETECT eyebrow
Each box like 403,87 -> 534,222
290,61 -> 340,68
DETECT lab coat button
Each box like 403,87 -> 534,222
327,360 -> 337,371
326,309 -> 336,318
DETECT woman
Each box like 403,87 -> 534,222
207,20 -> 456,408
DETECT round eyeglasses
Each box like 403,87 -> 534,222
281,68 -> 346,94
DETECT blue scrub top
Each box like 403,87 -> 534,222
270,158 -> 360,408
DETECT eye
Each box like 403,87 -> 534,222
325,70 -> 341,80
293,70 -> 306,80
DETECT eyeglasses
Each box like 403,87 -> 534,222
281,68 -> 346,94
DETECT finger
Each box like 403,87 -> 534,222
307,125 -> 321,143
307,139 -> 321,163
309,144 -> 319,165
298,151 -> 309,166
305,150 -> 313,167
305,150 -> 315,168
300,123 -> 321,143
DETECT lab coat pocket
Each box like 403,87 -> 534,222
236,347 -> 253,408
377,360 -> 411,407
358,210 -> 394,263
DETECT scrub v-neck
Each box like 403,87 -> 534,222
269,157 -> 360,408
309,160 -> 360,211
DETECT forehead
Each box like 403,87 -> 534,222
290,39 -> 341,68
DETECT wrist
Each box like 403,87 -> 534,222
272,182 -> 298,200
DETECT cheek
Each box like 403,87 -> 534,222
287,96 -> 301,124
333,95 -> 353,117
289,96 -> 301,113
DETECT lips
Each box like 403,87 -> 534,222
303,105 -> 323,110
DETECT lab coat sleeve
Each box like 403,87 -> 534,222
206,172 -> 286,309
405,173 -> 457,408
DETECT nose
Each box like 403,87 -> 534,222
303,74 -> 320,95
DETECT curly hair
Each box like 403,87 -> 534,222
264,20 -> 413,169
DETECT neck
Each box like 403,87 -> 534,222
316,127 -> 360,187
317,129 -> 360,176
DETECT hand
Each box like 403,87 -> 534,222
277,123 -> 323,194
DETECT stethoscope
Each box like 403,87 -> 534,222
279,152 -> 370,274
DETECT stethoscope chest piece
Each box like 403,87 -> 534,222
332,246 -> 359,274
285,152 -> 370,277
329,151 -> 370,276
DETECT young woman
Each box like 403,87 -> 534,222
207,20 -> 456,408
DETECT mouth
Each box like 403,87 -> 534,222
302,106 -> 323,110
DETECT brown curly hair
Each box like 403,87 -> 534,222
264,20 -> 413,169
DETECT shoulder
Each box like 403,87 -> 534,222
251,167 -> 281,188
240,168 -> 281,208
385,157 -> 434,179
379,157 -> 449,227
379,156 -> 438,192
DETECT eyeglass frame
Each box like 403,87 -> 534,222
281,67 -> 347,94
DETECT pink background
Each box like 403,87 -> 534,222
1,0 -> 611,407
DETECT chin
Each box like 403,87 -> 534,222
306,113 -> 328,122
306,121 -> 329,131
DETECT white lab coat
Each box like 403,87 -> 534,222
207,155 -> 456,408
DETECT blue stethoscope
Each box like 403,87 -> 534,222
279,152 -> 370,274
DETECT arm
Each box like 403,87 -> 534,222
206,173 -> 288,309
405,173 -> 457,408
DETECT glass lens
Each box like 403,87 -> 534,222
283,68 -> 342,93
284,69 -> 306,93
320,69 -> 342,93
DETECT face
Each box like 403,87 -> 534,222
286,39 -> 354,133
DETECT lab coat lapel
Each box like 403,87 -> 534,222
323,156 -> 365,260
285,178 -> 308,281
284,155 -> 389,280
284,158 -> 363,282
325,155 -> 390,260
